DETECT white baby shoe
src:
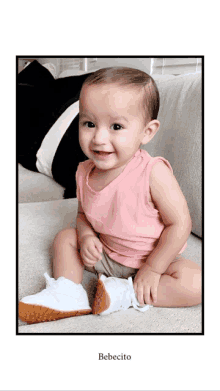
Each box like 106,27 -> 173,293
19,273 -> 92,324
92,274 -> 150,315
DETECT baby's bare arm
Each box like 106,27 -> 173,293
134,162 -> 192,304
146,162 -> 192,274
76,201 -> 98,245
76,201 -> 103,266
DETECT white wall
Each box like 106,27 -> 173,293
19,57 -> 152,77
53,57 -> 152,75
94,57 -> 152,74
37,58 -> 61,74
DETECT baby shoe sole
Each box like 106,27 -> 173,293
92,278 -> 110,314
19,302 -> 92,324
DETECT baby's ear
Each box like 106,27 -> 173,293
141,120 -> 160,145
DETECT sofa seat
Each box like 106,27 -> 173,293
19,163 -> 65,203
18,198 -> 202,334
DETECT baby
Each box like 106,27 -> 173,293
19,67 -> 201,324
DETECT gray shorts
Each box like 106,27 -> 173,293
85,250 -> 138,279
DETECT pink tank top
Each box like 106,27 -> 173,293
76,149 -> 187,268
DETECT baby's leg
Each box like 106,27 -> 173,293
153,257 -> 201,307
53,228 -> 84,284
19,228 -> 90,324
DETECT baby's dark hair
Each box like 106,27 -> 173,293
81,67 -> 160,123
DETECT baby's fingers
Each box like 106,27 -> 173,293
143,285 -> 152,305
82,248 -> 95,261
151,286 -> 158,304
94,240 -> 103,259
81,252 -> 95,266
83,258 -> 96,267
134,283 -> 144,305
88,245 -> 102,261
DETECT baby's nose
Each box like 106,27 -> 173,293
92,128 -> 109,144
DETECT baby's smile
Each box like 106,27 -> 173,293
92,150 -> 114,160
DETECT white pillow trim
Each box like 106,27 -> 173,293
36,100 -> 79,177
42,63 -> 57,78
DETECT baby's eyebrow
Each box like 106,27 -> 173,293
79,112 -> 94,120
79,113 -> 129,123
111,116 -> 129,123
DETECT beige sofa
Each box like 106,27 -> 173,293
18,72 -> 202,333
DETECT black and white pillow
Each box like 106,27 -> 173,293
17,60 -> 92,198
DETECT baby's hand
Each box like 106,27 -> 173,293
133,264 -> 161,305
80,235 -> 103,267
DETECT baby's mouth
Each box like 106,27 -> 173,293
93,151 -> 113,156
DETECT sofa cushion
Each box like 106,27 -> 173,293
17,60 -> 91,198
18,164 -> 65,203
143,73 -> 202,237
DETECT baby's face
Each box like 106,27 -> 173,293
79,83 -> 148,173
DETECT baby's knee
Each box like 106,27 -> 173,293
176,260 -> 201,306
192,267 -> 202,304
185,266 -> 202,306
53,228 -> 78,250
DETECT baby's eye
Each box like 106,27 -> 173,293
84,121 -> 95,128
111,123 -> 123,131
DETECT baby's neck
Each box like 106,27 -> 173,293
89,163 -> 127,192
89,152 -> 137,191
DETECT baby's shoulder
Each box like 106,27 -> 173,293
147,160 -> 172,205
149,159 -> 173,184
76,159 -> 93,183
77,159 -> 92,173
